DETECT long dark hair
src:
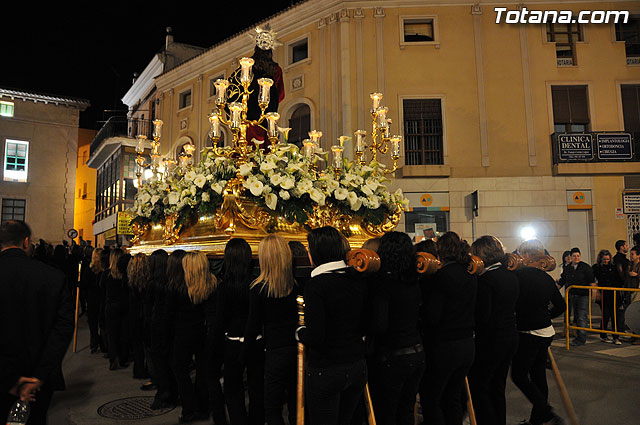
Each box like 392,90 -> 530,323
436,231 -> 471,265
149,249 -> 169,285
222,238 -> 253,294
378,231 -> 418,284
167,250 -> 187,295
252,46 -> 278,77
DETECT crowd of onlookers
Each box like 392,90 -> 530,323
557,236 -> 640,346
23,229 -> 640,425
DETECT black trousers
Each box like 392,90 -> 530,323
600,290 -> 623,339
172,323 -> 209,417
305,358 -> 367,425
369,350 -> 425,425
422,337 -> 475,425
468,333 -> 518,425
150,329 -> 177,405
224,339 -> 265,425
87,293 -> 101,351
264,345 -> 298,425
510,333 -> 553,425
105,302 -> 129,365
205,336 -> 228,425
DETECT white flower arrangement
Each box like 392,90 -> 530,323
130,144 -> 408,229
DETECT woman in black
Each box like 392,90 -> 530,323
215,238 -> 264,425
468,236 -> 519,425
244,234 -> 299,425
168,250 -> 214,423
103,248 -> 131,370
368,231 -> 424,425
511,239 -> 566,425
593,250 -> 623,344
420,231 -> 477,425
296,226 -> 368,425
127,253 -> 150,379
85,247 -> 104,354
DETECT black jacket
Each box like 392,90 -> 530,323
0,248 -> 74,392
559,261 -> 595,296
474,265 -> 519,340
514,266 -> 565,332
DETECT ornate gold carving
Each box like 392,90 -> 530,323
131,221 -> 150,245
163,213 -> 182,245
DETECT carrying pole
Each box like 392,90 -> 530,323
464,377 -> 477,425
73,262 -> 81,353
547,347 -> 579,425
296,296 -> 305,425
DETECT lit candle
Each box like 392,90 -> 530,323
179,152 -> 189,169
183,143 -> 196,157
257,78 -> 273,107
265,112 -> 280,138
214,79 -> 229,105
208,113 -> 221,138
153,119 -> 163,139
151,154 -> 161,169
303,139 -> 314,158
370,92 -> 383,111
354,130 -> 366,153
239,57 -> 255,87
308,130 -> 322,146
376,106 -> 389,129
229,102 -> 243,129
331,145 -> 344,170
135,135 -> 147,153
390,135 -> 402,157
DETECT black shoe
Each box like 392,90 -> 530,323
109,362 -> 118,371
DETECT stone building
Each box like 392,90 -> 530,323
0,87 -> 89,244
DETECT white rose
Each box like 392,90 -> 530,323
309,187 -> 326,205
139,192 -> 151,204
280,176 -> 295,190
185,170 -> 196,181
297,179 -> 313,193
212,183 -> 224,194
150,195 -> 160,205
239,163 -> 253,176
194,175 -> 207,188
181,189 -> 191,199
347,191 -> 362,211
334,188 -> 348,201
270,173 -> 283,186
367,196 -> 381,209
168,191 -> 180,205
265,192 -> 278,210
279,190 -> 290,200
190,186 -> 197,197
362,186 -> 374,197
260,160 -> 277,173
202,191 -> 210,202
247,179 -> 265,196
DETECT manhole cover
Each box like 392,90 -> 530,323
97,396 -> 174,420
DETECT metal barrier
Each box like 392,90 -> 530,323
565,285 -> 640,350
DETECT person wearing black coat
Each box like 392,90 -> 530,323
511,239 -> 566,425
368,231 -> 425,425
214,238 -> 264,425
85,247 -> 104,354
0,220 -> 74,424
593,250 -> 623,344
468,236 -> 520,425
296,226 -> 369,425
244,234 -> 299,425
102,248 -> 131,370
420,231 -> 477,425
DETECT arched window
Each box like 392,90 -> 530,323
288,104 -> 311,148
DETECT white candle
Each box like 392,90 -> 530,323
258,78 -> 273,106
354,130 -> 366,153
239,57 -> 255,86
208,114 -> 220,138
135,135 -> 146,153
370,93 -> 383,111
391,135 -> 402,157
152,120 -> 163,139
229,102 -> 243,129
214,79 -> 229,105
331,145 -> 344,169
265,112 -> 280,138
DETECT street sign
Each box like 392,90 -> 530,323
558,133 -> 593,162
67,228 -> 78,239
117,211 -> 134,236
623,192 -> 640,214
596,133 -> 633,160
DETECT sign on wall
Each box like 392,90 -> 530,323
623,192 -> 640,214
566,190 -> 592,210
596,133 -> 633,160
558,134 -> 593,162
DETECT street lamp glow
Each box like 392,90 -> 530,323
520,226 -> 536,241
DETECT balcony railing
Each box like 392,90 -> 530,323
551,131 -> 639,164
90,116 -> 154,156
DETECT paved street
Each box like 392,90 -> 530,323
49,315 -> 640,425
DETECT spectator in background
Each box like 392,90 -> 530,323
86,248 -> 104,354
592,250 -> 623,345
103,248 -> 130,370
559,247 -> 595,346
629,246 -> 640,303
127,253 -> 151,379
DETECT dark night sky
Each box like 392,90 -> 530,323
1,2 -> 302,129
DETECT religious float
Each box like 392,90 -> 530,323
128,26 -> 408,255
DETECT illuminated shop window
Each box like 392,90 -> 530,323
3,139 -> 29,182
0,101 -> 14,117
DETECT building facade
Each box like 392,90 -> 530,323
116,0 -> 639,269
0,87 -> 89,244
74,128 -> 98,244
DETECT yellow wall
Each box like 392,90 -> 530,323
73,129 -> 97,244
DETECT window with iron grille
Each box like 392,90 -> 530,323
1,198 -> 26,223
547,23 -> 583,66
551,85 -> 590,133
616,15 -> 640,63
403,99 -> 444,165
